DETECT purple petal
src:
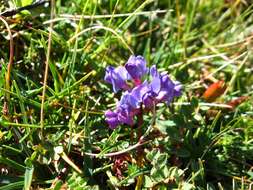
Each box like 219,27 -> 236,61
150,65 -> 158,78
142,92 -> 155,108
131,81 -> 150,102
104,66 -> 131,93
115,66 -> 132,81
119,91 -> 139,109
125,55 -> 148,81
150,76 -> 161,95
105,110 -> 117,117
156,74 -> 181,104
117,106 -> 134,126
104,66 -> 114,83
173,81 -> 182,97
105,110 -> 121,129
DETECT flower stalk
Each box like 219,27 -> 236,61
136,105 -> 144,190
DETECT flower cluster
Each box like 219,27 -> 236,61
104,55 -> 182,129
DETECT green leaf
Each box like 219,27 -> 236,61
247,171 -> 253,179
181,182 -> 195,190
21,0 -> 33,6
0,176 -> 24,185
0,181 -> 24,190
0,156 -> 26,173
206,183 -> 216,190
151,165 -> 170,183
146,149 -> 160,162
143,175 -> 154,188
155,120 -> 176,134
155,153 -> 168,167
52,180 -> 64,190
14,0 -> 22,7
146,149 -> 168,166
24,159 -> 34,190
67,172 -> 89,189
176,148 -> 191,158
191,97 -> 199,108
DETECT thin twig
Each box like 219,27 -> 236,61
40,0 -> 55,137
43,10 -> 169,24
0,17 -> 14,102
84,140 -> 151,158
61,152 -> 83,174
0,16 -> 14,117
202,38 -> 231,61
168,53 -> 226,69
173,102 -> 233,109
223,54 -> 249,95
214,35 -> 253,48
139,104 -> 156,142
201,52 -> 247,81
188,51 -> 248,88
67,25 -> 134,54
0,0 -> 50,17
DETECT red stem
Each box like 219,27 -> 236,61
136,105 -> 144,166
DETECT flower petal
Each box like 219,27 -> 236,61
105,110 -> 121,129
125,55 -> 148,81
104,66 -> 131,92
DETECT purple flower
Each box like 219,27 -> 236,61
105,105 -> 135,129
156,74 -> 175,104
125,55 -> 148,85
116,91 -> 140,125
119,91 -> 140,109
131,81 -> 155,108
131,81 -> 149,103
117,105 -> 135,126
149,65 -> 182,104
104,56 -> 182,130
105,92 -> 139,129
105,110 -> 121,129
104,66 -> 131,93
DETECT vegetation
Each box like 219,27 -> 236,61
0,0 -> 252,189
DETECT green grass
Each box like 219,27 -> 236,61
0,0 -> 253,189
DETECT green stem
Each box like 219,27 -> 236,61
40,0 -> 55,138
